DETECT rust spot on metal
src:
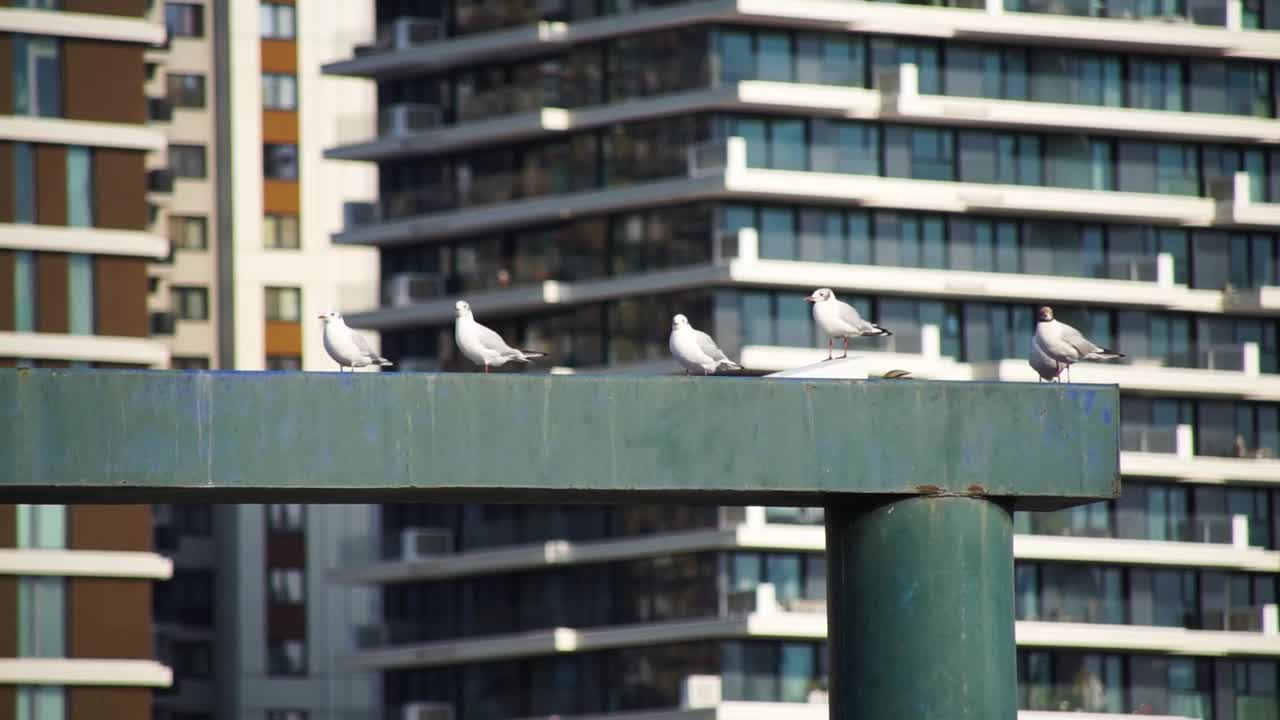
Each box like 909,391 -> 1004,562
916,484 -> 942,494
967,484 -> 986,495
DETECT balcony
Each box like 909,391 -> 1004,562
354,16 -> 444,56
323,0 -> 1278,82
147,96 -> 172,123
379,103 -> 444,137
148,168 -> 174,195
150,311 -> 175,336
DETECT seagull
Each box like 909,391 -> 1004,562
669,314 -> 742,376
318,311 -> 393,372
1028,336 -> 1062,383
805,288 -> 892,360
454,300 -> 546,373
1032,305 -> 1124,383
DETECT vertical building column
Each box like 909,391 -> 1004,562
825,495 -> 1017,720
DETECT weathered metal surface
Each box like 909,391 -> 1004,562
826,495 -> 1017,720
0,369 -> 1118,504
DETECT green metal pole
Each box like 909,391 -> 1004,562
826,495 -> 1017,720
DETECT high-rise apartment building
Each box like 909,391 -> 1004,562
147,0 -> 380,371
1,3 -> 173,716
0,504 -> 173,720
325,0 -> 1280,718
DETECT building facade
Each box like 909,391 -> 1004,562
325,0 -> 1280,719
148,0 -> 381,371
0,504 -> 173,720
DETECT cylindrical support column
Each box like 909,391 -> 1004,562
826,495 -> 1016,720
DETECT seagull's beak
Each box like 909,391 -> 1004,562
317,314 -> 326,319
804,296 -> 817,303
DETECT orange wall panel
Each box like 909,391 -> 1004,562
264,180 -> 300,214
262,110 -> 299,144
260,39 -> 297,73
264,321 -> 302,356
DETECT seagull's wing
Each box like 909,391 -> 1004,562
350,330 -> 376,356
474,322 -> 518,354
692,329 -> 730,363
836,301 -> 877,333
1059,323 -> 1104,355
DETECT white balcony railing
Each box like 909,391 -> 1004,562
384,273 -> 445,307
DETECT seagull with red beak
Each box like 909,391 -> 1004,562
805,288 -> 892,361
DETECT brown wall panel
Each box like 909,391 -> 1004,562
0,687 -> 14,720
0,251 -> 13,331
264,321 -> 302,356
69,578 -> 151,658
0,359 -> 14,368
36,253 -> 69,333
94,256 -> 147,337
65,0 -> 146,16
0,505 -> 13,548
266,533 -> 305,566
264,180 -> 300,214
36,359 -> 70,368
70,505 -> 151,551
36,145 -> 68,226
267,604 -> 306,639
262,110 -> 299,144
63,40 -> 145,124
0,577 -> 15,657
0,143 -> 13,222
95,362 -> 146,369
0,35 -> 12,116
69,687 -> 150,720
93,149 -> 147,229
260,40 -> 298,73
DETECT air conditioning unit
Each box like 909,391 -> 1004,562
401,528 -> 453,561
681,675 -> 722,709
384,273 -> 443,307
403,702 -> 455,720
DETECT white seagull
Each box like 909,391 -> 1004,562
669,314 -> 742,376
454,300 -> 546,373
1028,336 -> 1062,383
1032,305 -> 1124,383
318,311 -> 393,372
805,288 -> 892,360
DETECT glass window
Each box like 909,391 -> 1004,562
264,287 -> 301,322
16,687 -> 65,720
17,505 -> 65,549
262,74 -> 297,111
264,143 -> 299,180
267,504 -> 304,531
165,3 -> 205,37
780,644 -> 814,703
756,32 -> 794,83
260,2 -> 297,39
13,35 -> 61,117
170,144 -> 207,179
267,639 -> 307,676
166,73 -> 206,108
13,251 -> 35,332
18,576 -> 65,657
266,355 -> 302,371
171,286 -> 209,321
67,254 -> 93,336
170,216 -> 208,250
264,214 -> 300,249
268,568 -> 305,604
13,143 -> 35,224
66,146 -> 93,228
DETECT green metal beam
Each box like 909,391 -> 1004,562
0,369 -> 1117,505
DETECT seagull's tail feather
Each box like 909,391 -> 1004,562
717,360 -> 743,372
516,350 -> 547,362
1086,349 -> 1125,360
376,356 -> 393,366
868,325 -> 893,337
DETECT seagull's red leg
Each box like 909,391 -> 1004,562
827,338 -> 833,361
484,363 -> 489,374
842,337 -> 849,359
